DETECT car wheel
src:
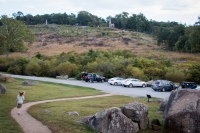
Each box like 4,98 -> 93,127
129,84 -> 133,88
101,79 -> 104,83
114,82 -> 118,86
162,88 -> 166,92
142,84 -> 146,88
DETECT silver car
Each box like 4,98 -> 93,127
123,78 -> 146,88
108,77 -> 125,85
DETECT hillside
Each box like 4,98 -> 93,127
6,24 -> 200,63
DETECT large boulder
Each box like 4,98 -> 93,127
121,102 -> 149,130
157,97 -> 169,112
86,107 -> 139,133
163,89 -> 178,120
22,80 -> 39,86
0,84 -> 6,94
164,89 -> 200,133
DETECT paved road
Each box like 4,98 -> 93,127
7,74 -> 171,99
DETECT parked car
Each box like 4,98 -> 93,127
151,80 -> 178,92
108,77 -> 125,85
178,81 -> 197,89
123,78 -> 146,88
81,72 -> 105,83
121,78 -> 132,86
196,86 -> 200,90
146,80 -> 154,87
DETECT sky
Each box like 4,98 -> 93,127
0,0 -> 200,25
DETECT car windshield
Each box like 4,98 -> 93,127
88,74 -> 92,77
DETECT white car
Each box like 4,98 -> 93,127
108,77 -> 125,85
196,86 -> 200,90
121,78 -> 133,86
123,79 -> 146,88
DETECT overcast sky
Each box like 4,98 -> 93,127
0,0 -> 200,25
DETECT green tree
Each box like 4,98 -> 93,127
187,63 -> 200,84
0,16 -> 34,56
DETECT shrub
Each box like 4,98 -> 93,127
165,70 -> 186,82
53,62 -> 79,77
130,67 -> 145,80
25,58 -> 42,76
35,52 -> 42,59
0,57 -> 14,72
8,57 -> 30,75
8,65 -> 21,74
186,63 -> 200,84
144,67 -> 167,80
0,74 -> 15,83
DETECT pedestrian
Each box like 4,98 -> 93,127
16,90 -> 25,115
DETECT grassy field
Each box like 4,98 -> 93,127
28,96 -> 164,133
0,78 -> 104,133
0,78 -> 164,133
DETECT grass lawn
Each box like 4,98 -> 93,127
0,78 -> 164,133
0,78 -> 104,133
28,96 -> 164,133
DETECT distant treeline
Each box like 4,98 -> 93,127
1,11 -> 200,53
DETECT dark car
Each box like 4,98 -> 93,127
151,80 -> 178,92
81,72 -> 105,83
178,81 -> 197,89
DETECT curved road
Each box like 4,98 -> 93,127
7,74 -> 170,99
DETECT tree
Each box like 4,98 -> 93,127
0,16 -> 34,56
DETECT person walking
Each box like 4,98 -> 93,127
16,91 -> 25,115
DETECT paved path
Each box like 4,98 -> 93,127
11,93 -> 114,133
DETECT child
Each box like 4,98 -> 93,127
16,91 -> 25,115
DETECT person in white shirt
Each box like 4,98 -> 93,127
16,91 -> 25,115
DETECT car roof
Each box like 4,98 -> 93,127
180,81 -> 196,84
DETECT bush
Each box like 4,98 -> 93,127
53,62 -> 79,77
0,74 -> 15,83
0,57 -> 14,72
8,65 -> 21,74
165,70 -> 186,82
186,63 -> 200,84
25,58 -> 42,76
144,67 -> 167,80
8,57 -> 30,75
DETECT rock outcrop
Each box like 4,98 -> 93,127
121,102 -> 149,130
157,97 -> 169,112
86,107 -> 139,133
164,89 -> 200,133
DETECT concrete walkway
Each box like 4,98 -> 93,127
11,93 -> 114,133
